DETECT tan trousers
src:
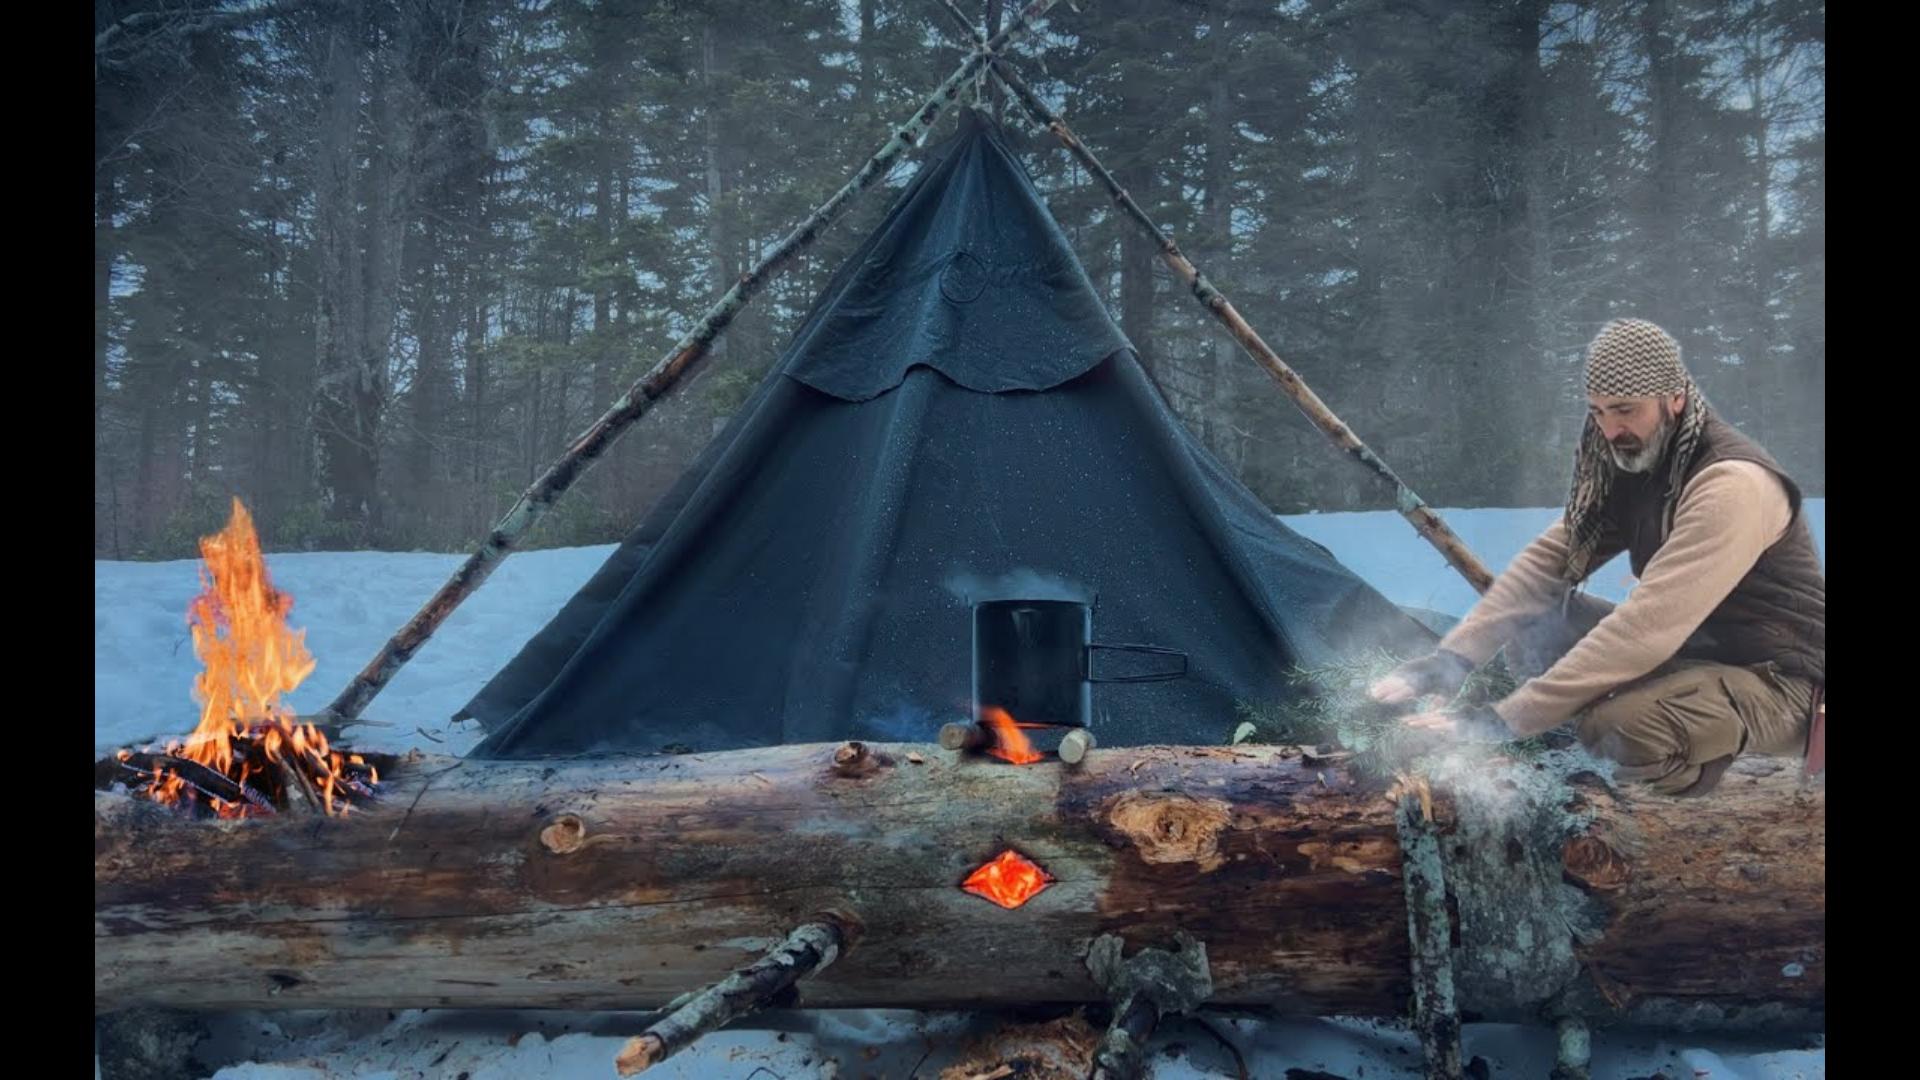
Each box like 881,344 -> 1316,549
1508,595 -> 1813,795
1574,660 -> 1814,795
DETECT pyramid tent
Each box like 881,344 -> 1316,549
459,111 -> 1434,759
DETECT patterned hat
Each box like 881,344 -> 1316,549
1561,317 -> 1709,584
1585,318 -> 1687,397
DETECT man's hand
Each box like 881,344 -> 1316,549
1368,650 -> 1475,705
1402,710 -> 1459,734
1399,704 -> 1512,744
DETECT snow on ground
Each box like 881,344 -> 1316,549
177,1009 -> 1823,1080
95,504 -> 1827,1079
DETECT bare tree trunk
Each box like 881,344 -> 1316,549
1201,0 -> 1241,472
594,125 -> 617,413
406,216 -> 449,540
1482,0 -> 1550,503
985,0 -> 1004,122
1117,168 -> 1157,383
462,148 -> 492,537
311,1 -> 373,541
184,356 -> 209,491
593,119 -> 626,503
1640,0 -> 1684,334
466,294 -> 489,533
553,288 -> 578,463
1744,56 -> 1775,436
702,20 -> 729,364
96,133 -> 118,557
355,24 -> 418,540
858,0 -> 878,114
95,144 -> 114,433
1516,0 -> 1559,499
309,2 -> 419,547
133,384 -> 163,544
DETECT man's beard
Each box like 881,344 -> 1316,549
1609,406 -> 1675,474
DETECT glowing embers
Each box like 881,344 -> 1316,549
961,848 -> 1054,910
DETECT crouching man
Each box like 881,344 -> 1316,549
1370,318 -> 1824,795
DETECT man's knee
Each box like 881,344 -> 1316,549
1576,666 -> 1747,769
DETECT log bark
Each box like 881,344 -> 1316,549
95,743 -> 1822,1034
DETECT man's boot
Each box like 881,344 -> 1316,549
1674,754 -> 1736,797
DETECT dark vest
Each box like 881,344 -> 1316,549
1602,413 -> 1824,682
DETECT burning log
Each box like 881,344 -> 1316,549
108,739 -> 380,819
613,919 -> 849,1075
108,751 -> 273,817
94,742 -> 1823,1036
940,720 -> 1095,768
115,498 -> 382,821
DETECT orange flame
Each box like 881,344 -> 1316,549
148,498 -> 361,816
962,849 -> 1053,910
980,706 -> 1043,765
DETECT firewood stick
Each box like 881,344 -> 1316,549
1059,728 -> 1095,765
613,919 -> 848,1076
275,754 -> 321,815
117,752 -> 262,811
939,721 -> 990,752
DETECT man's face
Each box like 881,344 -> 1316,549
1588,392 -> 1685,473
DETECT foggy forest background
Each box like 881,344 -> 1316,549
94,0 -> 1824,559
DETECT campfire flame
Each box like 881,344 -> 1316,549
962,849 -> 1053,910
980,706 -> 1044,765
138,498 -> 373,817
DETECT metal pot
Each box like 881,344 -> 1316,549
970,599 -> 1187,729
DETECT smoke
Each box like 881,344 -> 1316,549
861,701 -> 942,742
943,567 -> 1094,605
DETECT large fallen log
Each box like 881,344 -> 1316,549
95,741 -> 1822,1033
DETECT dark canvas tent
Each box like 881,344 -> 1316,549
460,111 -> 1433,758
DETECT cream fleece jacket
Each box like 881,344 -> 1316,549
1438,460 -> 1791,736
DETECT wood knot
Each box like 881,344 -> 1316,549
540,814 -> 588,855
1103,792 -> 1232,872
832,741 -> 885,778
1561,833 -> 1630,891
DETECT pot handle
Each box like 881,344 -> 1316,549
1085,643 -> 1188,683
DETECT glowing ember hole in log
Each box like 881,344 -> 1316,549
961,849 -> 1053,909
